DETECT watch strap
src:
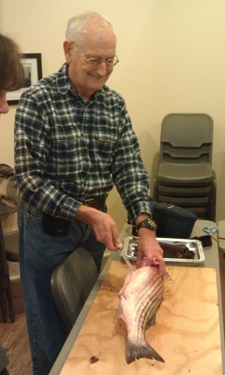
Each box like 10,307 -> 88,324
136,218 -> 157,232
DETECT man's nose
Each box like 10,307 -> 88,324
0,100 -> 9,114
96,61 -> 108,76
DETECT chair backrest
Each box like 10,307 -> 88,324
4,230 -> 19,262
160,113 -> 213,164
51,247 -> 99,333
0,205 -> 19,263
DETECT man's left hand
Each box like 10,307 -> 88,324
136,228 -> 166,277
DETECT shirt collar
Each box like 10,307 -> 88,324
56,62 -> 106,101
56,63 -> 71,96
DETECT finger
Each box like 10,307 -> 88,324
158,259 -> 166,277
140,258 -> 148,267
136,253 -> 153,268
104,230 -> 119,252
152,256 -> 160,265
94,225 -> 118,252
111,226 -> 121,250
95,230 -> 116,252
114,240 -> 123,250
105,237 -> 117,251
136,251 -> 143,268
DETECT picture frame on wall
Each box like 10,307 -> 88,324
7,53 -> 42,105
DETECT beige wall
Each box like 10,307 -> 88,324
1,0 -> 225,232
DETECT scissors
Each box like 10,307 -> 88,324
203,226 -> 218,234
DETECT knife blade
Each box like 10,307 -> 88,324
117,242 -> 134,272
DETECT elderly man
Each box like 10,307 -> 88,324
15,11 -> 165,375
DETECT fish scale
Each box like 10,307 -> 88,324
133,273 -> 162,321
136,279 -> 163,340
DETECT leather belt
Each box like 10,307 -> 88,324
81,194 -> 108,210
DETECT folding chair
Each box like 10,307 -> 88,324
154,113 -> 216,221
51,247 -> 99,333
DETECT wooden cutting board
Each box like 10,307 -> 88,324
60,262 -> 223,375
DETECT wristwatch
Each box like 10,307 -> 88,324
136,218 -> 157,232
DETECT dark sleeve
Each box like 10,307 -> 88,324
14,92 -> 80,220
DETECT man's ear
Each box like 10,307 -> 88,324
63,40 -> 73,63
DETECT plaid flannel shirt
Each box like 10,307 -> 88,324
15,63 -> 151,222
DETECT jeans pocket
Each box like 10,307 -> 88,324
26,204 -> 42,223
80,224 -> 92,243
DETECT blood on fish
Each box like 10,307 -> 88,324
90,356 -> 99,364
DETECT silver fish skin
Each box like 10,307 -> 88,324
117,266 -> 164,364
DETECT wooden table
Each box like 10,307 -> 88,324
49,220 -> 225,374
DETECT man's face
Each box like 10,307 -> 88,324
0,90 -> 9,114
64,23 -> 116,99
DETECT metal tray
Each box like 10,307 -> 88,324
123,236 -> 205,266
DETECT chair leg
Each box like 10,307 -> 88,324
0,368 -> 10,375
0,277 -> 15,323
0,296 -> 7,322
6,285 -> 15,323
0,221 -> 15,323
210,171 -> 217,222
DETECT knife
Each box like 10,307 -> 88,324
116,241 -> 134,272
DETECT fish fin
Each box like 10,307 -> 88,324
145,315 -> 156,329
126,340 -> 164,364
164,271 -> 172,281
117,303 -> 124,319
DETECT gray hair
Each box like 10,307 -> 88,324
66,11 -> 116,43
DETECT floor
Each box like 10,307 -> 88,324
0,270 -> 33,375
1,251 -> 225,375
0,250 -> 111,375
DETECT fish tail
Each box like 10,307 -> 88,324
126,340 -> 164,364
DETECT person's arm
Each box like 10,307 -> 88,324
111,101 -> 151,222
111,97 -> 165,274
76,205 -> 121,251
14,91 -> 80,221
135,214 -> 165,276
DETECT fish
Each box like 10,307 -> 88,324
117,265 -> 164,364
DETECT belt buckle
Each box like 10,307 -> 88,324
84,194 -> 108,208
84,197 -> 95,205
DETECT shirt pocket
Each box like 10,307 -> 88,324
50,131 -> 84,178
94,133 -> 117,161
52,130 -> 82,157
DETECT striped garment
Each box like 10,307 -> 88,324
14,63 -> 151,222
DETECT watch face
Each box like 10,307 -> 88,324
137,218 -> 157,231
147,219 -> 156,230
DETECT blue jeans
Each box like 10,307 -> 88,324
18,201 -> 106,375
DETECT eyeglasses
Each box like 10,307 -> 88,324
71,41 -> 119,68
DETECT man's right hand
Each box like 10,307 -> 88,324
76,205 -> 121,251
